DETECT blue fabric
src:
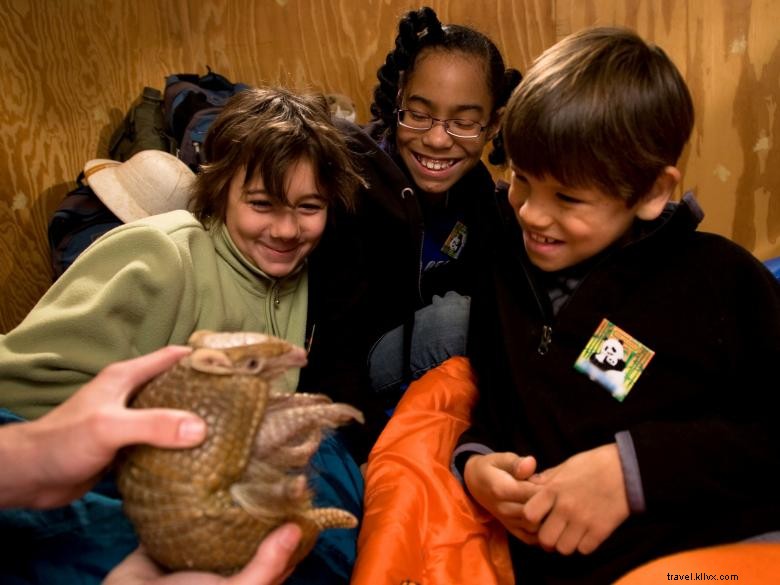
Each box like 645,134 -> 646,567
0,410 -> 362,584
368,291 -> 471,406
420,206 -> 468,274
0,409 -> 138,585
287,432 -> 364,584
764,256 -> 780,281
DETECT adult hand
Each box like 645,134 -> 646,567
0,346 -> 207,509
463,451 -> 542,543
103,522 -> 302,585
523,443 -> 630,555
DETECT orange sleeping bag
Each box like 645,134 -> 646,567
352,357 -> 780,583
351,356 -> 514,585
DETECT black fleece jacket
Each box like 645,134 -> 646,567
303,119 -> 498,460
459,189 -> 780,584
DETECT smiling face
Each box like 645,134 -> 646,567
508,168 -> 642,272
225,158 -> 327,278
396,49 -> 497,201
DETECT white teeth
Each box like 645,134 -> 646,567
531,233 -> 556,244
417,155 -> 453,171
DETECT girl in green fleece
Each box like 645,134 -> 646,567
0,86 -> 365,585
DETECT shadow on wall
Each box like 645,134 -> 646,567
0,180 -> 72,332
0,109 -> 130,334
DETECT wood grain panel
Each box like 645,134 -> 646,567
558,0 -> 780,258
1,0 -> 777,332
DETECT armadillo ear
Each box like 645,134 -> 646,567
187,348 -> 235,374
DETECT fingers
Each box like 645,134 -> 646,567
512,455 -> 538,480
122,345 -> 192,392
523,487 -> 556,525
104,408 -> 207,451
90,346 -> 203,451
509,525 -> 540,546
96,346 -> 192,401
487,452 -> 529,475
536,511 -> 568,552
577,530 -> 605,555
102,546 -> 164,584
482,453 -> 540,500
233,523 -> 302,585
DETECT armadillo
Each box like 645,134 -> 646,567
116,330 -> 363,574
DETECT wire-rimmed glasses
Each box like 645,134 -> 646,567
396,109 -> 487,139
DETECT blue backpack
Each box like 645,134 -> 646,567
48,172 -> 122,281
163,68 -> 250,171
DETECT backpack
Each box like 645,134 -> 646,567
163,68 -> 250,171
108,86 -> 173,162
48,172 -> 123,281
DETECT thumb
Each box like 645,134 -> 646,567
107,408 -> 207,451
513,455 -> 537,480
233,523 -> 302,585
490,452 -> 533,477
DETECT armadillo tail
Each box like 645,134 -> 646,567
308,507 -> 358,530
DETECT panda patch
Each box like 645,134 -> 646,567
574,319 -> 655,402
589,337 -> 626,372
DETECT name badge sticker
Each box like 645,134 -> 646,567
574,319 -> 655,401
441,221 -> 468,259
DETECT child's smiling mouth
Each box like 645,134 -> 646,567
413,153 -> 458,171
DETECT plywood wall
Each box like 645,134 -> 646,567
0,0 -> 778,332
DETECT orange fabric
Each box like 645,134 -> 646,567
352,357 -> 514,585
615,543 -> 780,584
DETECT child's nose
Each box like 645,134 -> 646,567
421,120 -> 455,148
271,210 -> 300,239
518,195 -> 553,228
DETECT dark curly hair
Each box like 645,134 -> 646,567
369,6 -> 521,165
190,87 -> 364,226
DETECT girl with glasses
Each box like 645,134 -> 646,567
336,6 -> 521,420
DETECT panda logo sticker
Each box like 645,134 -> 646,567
574,319 -> 655,401
441,221 -> 467,259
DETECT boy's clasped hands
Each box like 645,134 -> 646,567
464,445 -> 629,556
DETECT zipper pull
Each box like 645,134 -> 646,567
538,325 -> 552,355
306,323 -> 316,353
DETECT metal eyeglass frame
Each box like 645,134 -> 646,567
396,109 -> 487,139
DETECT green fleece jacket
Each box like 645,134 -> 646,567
0,210 -> 308,419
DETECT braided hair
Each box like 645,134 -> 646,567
370,6 -> 521,165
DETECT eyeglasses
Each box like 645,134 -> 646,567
396,109 -> 487,139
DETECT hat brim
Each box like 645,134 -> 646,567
84,151 -> 195,223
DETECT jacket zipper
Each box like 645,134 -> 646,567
538,325 -> 553,355
523,201 -> 688,356
267,282 -> 281,337
401,186 -> 425,304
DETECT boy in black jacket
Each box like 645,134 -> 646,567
454,26 -> 780,584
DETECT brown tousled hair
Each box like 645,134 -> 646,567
190,86 -> 364,225
504,27 -> 694,205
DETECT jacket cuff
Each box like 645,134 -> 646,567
615,430 -> 646,514
451,442 -> 495,486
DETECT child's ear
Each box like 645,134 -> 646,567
486,107 -> 506,141
636,166 -> 681,220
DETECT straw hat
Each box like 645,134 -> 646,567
83,150 -> 196,223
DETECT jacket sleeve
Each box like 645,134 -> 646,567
352,357 -> 515,585
456,184 -> 537,460
629,247 -> 780,512
0,223 -> 195,419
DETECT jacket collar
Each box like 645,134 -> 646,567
212,222 -> 305,296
